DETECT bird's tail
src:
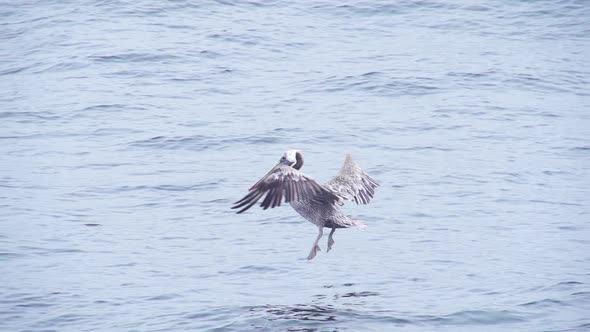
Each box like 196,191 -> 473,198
347,216 -> 367,230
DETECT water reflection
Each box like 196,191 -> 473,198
250,304 -> 337,322
247,284 -> 381,331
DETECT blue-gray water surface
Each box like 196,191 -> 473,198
1,1 -> 589,331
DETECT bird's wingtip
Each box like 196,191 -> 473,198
343,153 -> 354,163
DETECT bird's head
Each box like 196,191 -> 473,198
279,149 -> 304,170
248,150 -> 304,191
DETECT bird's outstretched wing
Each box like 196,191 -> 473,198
325,154 -> 379,205
232,164 -> 338,214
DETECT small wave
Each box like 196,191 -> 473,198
0,252 -> 26,259
423,309 -> 526,325
89,52 -> 182,63
379,146 -> 453,152
15,302 -> 54,308
310,1 -> 457,17
34,313 -> 90,327
218,265 -> 280,276
32,60 -> 87,74
302,73 -> 441,97
71,162 -> 135,170
0,66 -> 29,76
520,298 -> 565,307
203,198 -> 230,204
529,199 -> 582,207
15,246 -> 86,256
540,281 -> 585,292
145,293 -> 182,301
129,135 -> 215,151
129,130 -> 303,151
0,111 -> 60,121
337,291 -> 379,299
88,180 -> 223,194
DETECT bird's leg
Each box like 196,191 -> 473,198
327,228 -> 336,252
307,227 -> 323,260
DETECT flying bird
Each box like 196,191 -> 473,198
232,150 -> 379,260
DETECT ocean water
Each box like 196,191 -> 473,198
1,0 -> 589,331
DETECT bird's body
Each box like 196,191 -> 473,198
289,197 -> 364,230
232,150 -> 378,260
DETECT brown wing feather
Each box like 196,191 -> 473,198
232,164 -> 338,214
325,154 -> 379,205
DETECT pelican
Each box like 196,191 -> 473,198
232,150 -> 379,260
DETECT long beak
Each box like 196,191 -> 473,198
249,162 -> 281,191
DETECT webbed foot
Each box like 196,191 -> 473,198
307,245 -> 321,260
327,237 -> 335,252
327,228 -> 336,252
